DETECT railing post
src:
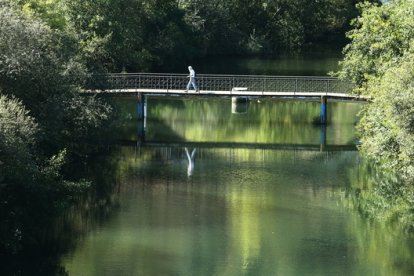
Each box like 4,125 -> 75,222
295,78 -> 298,97
262,78 -> 265,94
327,79 -> 330,95
138,74 -> 141,90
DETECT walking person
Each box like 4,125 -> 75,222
185,66 -> 199,92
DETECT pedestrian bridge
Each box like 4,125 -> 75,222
85,73 -> 362,99
84,73 -> 367,125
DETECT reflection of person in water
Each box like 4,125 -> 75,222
184,148 -> 196,177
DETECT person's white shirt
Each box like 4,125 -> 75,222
188,66 -> 195,78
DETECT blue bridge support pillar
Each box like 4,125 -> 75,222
137,93 -> 147,144
320,96 -> 328,125
137,93 -> 147,120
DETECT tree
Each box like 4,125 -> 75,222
0,2 -> 111,147
358,51 -> 414,181
60,0 -> 371,71
0,2 -> 111,255
0,94 -> 90,254
65,0 -> 191,72
337,0 -> 414,92
16,0 -> 68,30
336,0 -> 414,175
178,0 -> 242,55
179,0 -> 372,56
0,2 -> 82,112
0,94 -> 39,186
337,0 -> 414,227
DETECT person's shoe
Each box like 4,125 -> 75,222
196,89 -> 200,93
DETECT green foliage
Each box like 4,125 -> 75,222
0,3 -> 82,110
338,0 -> 414,180
338,0 -> 414,229
178,0 -> 241,55
0,93 -> 93,252
60,0 -> 369,72
0,94 -> 38,185
338,0 -> 414,90
359,52 -> 414,181
0,3 -> 109,256
302,0 -> 361,40
178,0 -> 366,56
0,3 -> 112,142
43,94 -> 113,142
65,0 -> 191,72
3,0 -> 370,72
20,0 -> 68,30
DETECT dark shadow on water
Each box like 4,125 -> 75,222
0,145 -> 121,275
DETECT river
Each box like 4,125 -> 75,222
51,51 -> 414,275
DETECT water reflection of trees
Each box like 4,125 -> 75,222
339,159 -> 414,275
345,159 -> 414,232
147,98 -> 362,145
63,146 -> 368,275
0,146 -> 121,275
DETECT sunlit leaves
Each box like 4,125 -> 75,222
338,0 -> 414,90
337,1 -> 414,179
64,0 -> 190,72
338,0 -> 414,228
20,0 -> 68,30
0,3 -> 83,115
0,3 -> 110,140
359,53 -> 414,181
0,95 -> 38,180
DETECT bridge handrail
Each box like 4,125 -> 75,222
91,72 -> 340,79
86,73 -> 353,94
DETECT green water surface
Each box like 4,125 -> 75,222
61,97 -> 414,276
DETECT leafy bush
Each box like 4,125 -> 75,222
0,3 -> 109,255
338,0 -> 414,227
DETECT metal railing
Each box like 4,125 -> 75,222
86,73 -> 353,94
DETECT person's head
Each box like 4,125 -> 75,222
188,66 -> 192,71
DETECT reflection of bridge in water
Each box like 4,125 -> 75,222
117,138 -> 358,177
118,120 -> 358,177
117,139 -> 357,152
